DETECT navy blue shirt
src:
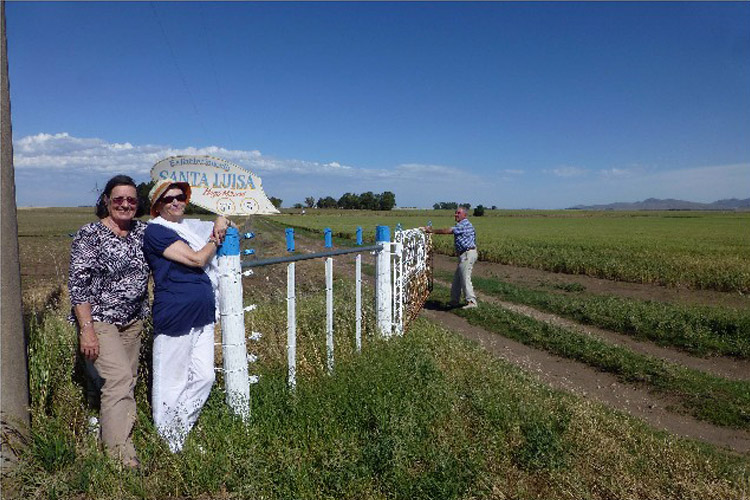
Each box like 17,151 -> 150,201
143,224 -> 215,336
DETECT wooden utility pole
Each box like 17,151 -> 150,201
1,0 -> 30,469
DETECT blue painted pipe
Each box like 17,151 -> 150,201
324,228 -> 332,248
286,227 -> 295,253
217,227 -> 240,256
356,226 -> 363,246
376,225 -> 390,243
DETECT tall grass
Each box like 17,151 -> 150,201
4,284 -> 750,499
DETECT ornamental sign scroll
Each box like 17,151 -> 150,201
397,229 -> 430,280
394,228 -> 433,333
151,156 -> 280,216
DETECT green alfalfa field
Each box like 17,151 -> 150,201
3,207 -> 749,500
279,208 -> 750,293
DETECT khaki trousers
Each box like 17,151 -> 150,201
89,320 -> 142,464
451,248 -> 477,305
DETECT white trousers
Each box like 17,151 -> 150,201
451,248 -> 478,305
152,324 -> 216,453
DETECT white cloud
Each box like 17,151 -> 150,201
12,132 -> 487,207
393,163 -> 478,180
13,132 -> 347,179
546,166 -> 588,178
12,132 -> 747,209
599,167 -> 634,178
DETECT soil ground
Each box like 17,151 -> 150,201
430,253 -> 750,454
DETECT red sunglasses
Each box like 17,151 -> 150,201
110,196 -> 138,206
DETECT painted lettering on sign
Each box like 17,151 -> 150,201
156,170 -> 257,190
151,155 -> 279,216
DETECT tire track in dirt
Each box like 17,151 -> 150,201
433,253 -> 750,381
446,255 -> 750,310
421,306 -> 750,454
433,278 -> 750,382
426,253 -> 750,454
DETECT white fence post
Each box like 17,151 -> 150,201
375,225 -> 392,337
217,227 -> 250,420
287,262 -> 296,389
285,228 -> 297,389
325,257 -> 334,373
355,253 -> 362,352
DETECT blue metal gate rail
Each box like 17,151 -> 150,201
241,244 -> 382,268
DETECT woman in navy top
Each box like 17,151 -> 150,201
145,224 -> 216,336
143,179 -> 232,453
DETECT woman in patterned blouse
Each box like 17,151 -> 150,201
68,174 -> 149,469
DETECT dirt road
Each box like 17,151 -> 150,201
426,254 -> 750,454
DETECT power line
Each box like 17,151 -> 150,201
150,2 -> 209,141
199,2 -> 235,148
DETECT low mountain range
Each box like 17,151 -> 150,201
567,198 -> 750,211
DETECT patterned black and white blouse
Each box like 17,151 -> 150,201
68,220 -> 150,326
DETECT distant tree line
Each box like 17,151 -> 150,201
432,201 -> 498,217
301,191 -> 396,211
269,197 -> 282,209
433,201 -> 471,210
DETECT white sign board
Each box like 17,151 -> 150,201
151,156 -> 280,215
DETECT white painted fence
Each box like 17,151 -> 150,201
215,232 -> 250,420
216,225 -> 431,419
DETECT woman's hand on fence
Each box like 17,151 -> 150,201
212,216 -> 231,244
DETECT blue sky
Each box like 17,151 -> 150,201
7,1 -> 750,209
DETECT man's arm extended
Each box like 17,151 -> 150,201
421,226 -> 453,235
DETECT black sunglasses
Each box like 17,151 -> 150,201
160,193 -> 187,204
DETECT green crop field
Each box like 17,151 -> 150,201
276,209 -> 750,293
6,208 -> 750,499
